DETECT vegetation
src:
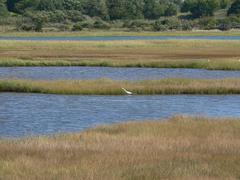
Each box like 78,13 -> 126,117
3,58 -> 240,70
1,30 -> 240,37
1,78 -> 240,95
228,0 -> 240,15
1,116 -> 240,179
0,0 -> 240,31
182,0 -> 217,18
1,40 -> 240,70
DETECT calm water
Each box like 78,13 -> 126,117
1,67 -> 240,80
0,93 -> 240,137
1,36 -> 240,41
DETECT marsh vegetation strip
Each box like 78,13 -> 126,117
0,94 -> 240,137
2,67 -> 240,80
1,36 -> 240,41
1,40 -> 240,70
1,116 -> 240,179
1,78 -> 240,95
1,30 -> 240,37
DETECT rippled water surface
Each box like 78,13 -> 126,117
1,67 -> 240,80
0,93 -> 240,137
1,36 -> 240,41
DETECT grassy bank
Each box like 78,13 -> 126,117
1,78 -> 240,95
1,116 -> 240,179
2,58 -> 240,70
1,30 -> 240,37
1,40 -> 240,70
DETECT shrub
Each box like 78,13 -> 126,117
153,20 -> 168,31
198,18 -> 217,30
162,17 -> 182,30
93,19 -> 110,29
217,18 -> 232,30
72,23 -> 83,31
181,20 -> 193,30
123,20 -> 153,30
80,20 -> 94,28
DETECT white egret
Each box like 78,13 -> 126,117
122,88 -> 133,95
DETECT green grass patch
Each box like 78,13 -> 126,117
1,30 -> 240,37
1,78 -> 240,95
2,58 -> 240,70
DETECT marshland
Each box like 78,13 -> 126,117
0,39 -> 240,70
2,0 -> 240,178
1,33 -> 240,179
2,78 -> 240,95
1,116 -> 240,179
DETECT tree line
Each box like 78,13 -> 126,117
0,0 -> 240,31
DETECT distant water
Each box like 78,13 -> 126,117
1,67 -> 240,80
0,93 -> 240,137
0,36 -> 240,41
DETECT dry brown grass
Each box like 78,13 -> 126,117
1,116 -> 240,180
1,78 -> 240,95
1,30 -> 240,37
0,40 -> 239,59
0,40 -> 240,70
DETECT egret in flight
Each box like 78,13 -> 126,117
122,88 -> 133,95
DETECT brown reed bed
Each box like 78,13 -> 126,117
1,116 -> 240,179
1,78 -> 240,95
0,40 -> 240,70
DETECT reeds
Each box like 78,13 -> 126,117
1,116 -> 240,179
1,30 -> 240,37
1,78 -> 240,95
0,40 -> 240,70
2,58 -> 240,70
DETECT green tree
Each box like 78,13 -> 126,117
83,0 -> 108,19
107,0 -> 144,20
220,0 -> 230,8
144,0 -> 165,19
164,3 -> 178,16
37,0 -> 64,11
63,0 -> 83,11
107,0 -> 125,19
182,0 -> 220,18
7,0 -> 20,12
228,0 -> 240,15
14,0 -> 40,13
0,0 -> 8,16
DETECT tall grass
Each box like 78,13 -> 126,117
1,116 -> 240,179
0,40 -> 240,70
1,78 -> 240,95
2,58 -> 240,70
1,30 -> 240,37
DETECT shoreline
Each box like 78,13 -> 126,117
1,78 -> 240,95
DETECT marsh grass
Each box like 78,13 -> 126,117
1,78 -> 240,95
1,30 -> 240,37
1,40 -> 240,70
2,58 -> 240,70
1,116 -> 240,179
